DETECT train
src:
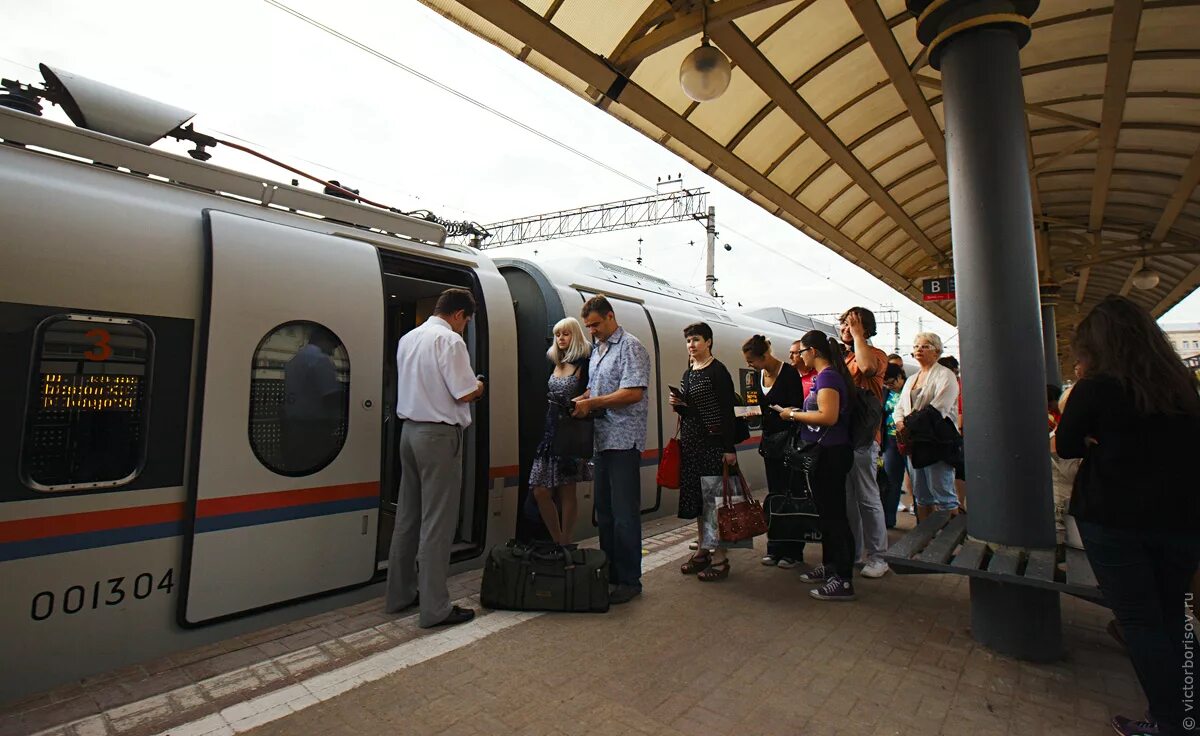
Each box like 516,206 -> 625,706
0,69 -> 844,701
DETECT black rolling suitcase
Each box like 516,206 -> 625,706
480,540 -> 610,613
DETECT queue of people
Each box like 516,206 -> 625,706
384,288 -> 1197,736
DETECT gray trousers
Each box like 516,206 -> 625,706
385,421 -> 463,627
846,441 -> 889,564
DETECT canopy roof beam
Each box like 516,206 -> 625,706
1090,0 -> 1144,232
709,21 -> 943,260
846,0 -> 946,172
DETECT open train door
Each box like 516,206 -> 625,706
181,210 -> 383,625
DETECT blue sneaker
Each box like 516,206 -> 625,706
809,575 -> 856,601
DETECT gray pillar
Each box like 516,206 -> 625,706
911,0 -> 1061,660
1041,287 -> 1061,388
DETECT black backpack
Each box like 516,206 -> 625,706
848,386 -> 883,450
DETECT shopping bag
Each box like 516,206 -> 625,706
700,475 -> 753,549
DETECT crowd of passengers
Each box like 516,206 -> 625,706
387,289 -> 1198,736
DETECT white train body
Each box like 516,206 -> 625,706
0,105 -> 834,701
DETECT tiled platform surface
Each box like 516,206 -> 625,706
0,517 -> 694,736
5,512 -> 1148,736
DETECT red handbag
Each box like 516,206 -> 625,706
717,467 -> 768,542
656,422 -> 681,489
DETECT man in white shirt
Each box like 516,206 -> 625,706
385,288 -> 485,627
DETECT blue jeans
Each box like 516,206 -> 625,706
908,459 -> 958,511
1078,521 -> 1200,733
593,448 -> 642,589
880,434 -> 906,528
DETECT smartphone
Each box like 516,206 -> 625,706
668,385 -> 683,397
769,404 -> 786,413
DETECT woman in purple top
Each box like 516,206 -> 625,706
772,329 -> 857,601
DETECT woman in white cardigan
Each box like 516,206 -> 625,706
891,332 -> 960,520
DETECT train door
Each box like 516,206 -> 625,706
578,291 -> 663,514
182,211 -> 383,625
376,257 -> 488,567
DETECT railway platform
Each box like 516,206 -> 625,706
2,516 -> 1145,736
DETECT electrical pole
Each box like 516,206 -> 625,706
704,205 -> 717,297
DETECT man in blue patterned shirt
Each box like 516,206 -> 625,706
572,294 -> 651,604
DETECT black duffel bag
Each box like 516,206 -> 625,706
480,540 -> 609,613
764,489 -> 822,543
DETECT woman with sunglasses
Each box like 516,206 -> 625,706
772,331 -> 857,601
891,332 -> 960,521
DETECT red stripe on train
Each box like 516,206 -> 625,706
195,481 -> 380,518
0,502 -> 185,544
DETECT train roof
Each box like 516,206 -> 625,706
0,106 -> 448,247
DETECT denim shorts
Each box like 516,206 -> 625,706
907,459 -> 959,510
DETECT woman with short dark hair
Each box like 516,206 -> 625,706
1057,296 -> 1200,736
771,330 -> 857,601
672,322 -> 739,581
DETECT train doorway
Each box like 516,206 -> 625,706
376,256 -> 490,570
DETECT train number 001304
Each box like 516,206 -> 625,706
30,569 -> 174,621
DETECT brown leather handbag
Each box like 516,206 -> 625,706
717,467 -> 768,543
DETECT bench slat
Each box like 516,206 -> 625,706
915,514 -> 969,565
987,546 -> 1022,576
883,510 -> 951,561
1065,547 -> 1099,589
1024,548 -> 1055,583
951,539 -> 987,571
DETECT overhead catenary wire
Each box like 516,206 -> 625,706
261,0 -> 653,193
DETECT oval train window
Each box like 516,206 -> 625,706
249,322 -> 350,476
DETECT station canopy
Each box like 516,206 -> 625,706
420,0 -> 1200,337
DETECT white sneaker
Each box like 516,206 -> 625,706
776,557 -> 799,569
761,555 -> 779,566
861,559 -> 890,579
898,504 -> 910,512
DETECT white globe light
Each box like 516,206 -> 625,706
1131,267 -> 1160,290
680,43 -> 732,102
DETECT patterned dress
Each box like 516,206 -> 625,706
528,370 -> 591,488
676,361 -> 737,520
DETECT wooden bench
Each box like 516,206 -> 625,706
881,511 -> 1105,605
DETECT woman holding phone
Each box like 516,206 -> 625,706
527,317 -> 591,545
670,322 -> 739,581
770,330 -> 857,601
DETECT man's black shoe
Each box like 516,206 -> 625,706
609,585 -> 642,605
434,605 -> 476,626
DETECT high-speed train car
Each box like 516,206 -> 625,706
0,84 -> 834,701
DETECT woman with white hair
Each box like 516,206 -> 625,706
891,331 -> 960,520
528,317 -> 592,544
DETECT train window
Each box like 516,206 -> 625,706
249,322 -> 350,476
21,314 -> 154,492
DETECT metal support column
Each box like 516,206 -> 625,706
910,0 -> 1062,661
1041,285 -> 1062,388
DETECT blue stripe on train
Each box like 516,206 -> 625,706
1,497 -> 379,562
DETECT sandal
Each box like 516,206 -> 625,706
680,552 -> 711,575
697,559 -> 730,582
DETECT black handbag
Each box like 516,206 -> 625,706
782,427 -> 826,494
759,428 -> 793,459
551,411 -> 594,459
